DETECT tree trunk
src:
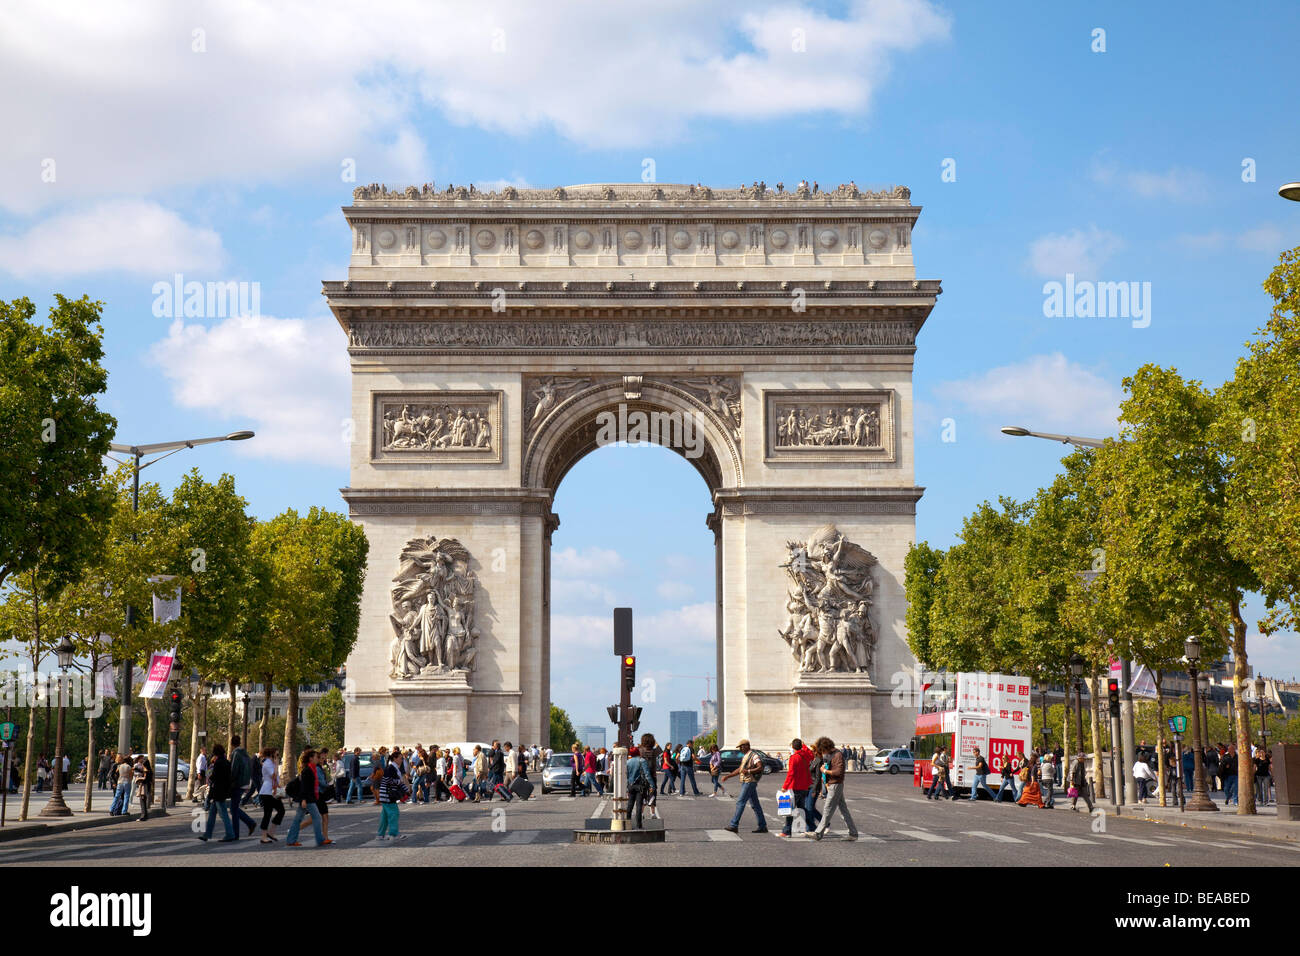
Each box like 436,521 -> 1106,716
144,698 -> 157,804
257,678 -> 272,754
281,685 -> 300,780
1086,674 -> 1105,799
185,679 -> 200,801
83,656 -> 98,814
1154,671 -> 1167,807
227,679 -> 237,750
1230,599 -> 1256,815
19,667 -> 38,822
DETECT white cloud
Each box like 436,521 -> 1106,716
1027,226 -> 1123,280
0,200 -> 224,277
552,546 -> 625,578
656,580 -> 695,601
1177,225 -> 1287,254
933,352 -> 1122,438
1090,160 -> 1209,201
0,0 -> 949,210
147,314 -> 350,466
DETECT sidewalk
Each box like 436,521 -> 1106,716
0,785 -> 174,843
1125,800 -> 1297,843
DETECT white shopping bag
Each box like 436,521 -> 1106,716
776,788 -> 794,816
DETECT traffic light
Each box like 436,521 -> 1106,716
168,688 -> 183,725
628,706 -> 642,733
1107,678 -> 1120,717
622,655 -> 636,690
607,704 -> 619,725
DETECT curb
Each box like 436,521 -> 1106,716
1128,808 -> 1297,844
0,810 -> 170,844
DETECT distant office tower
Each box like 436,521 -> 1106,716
577,725 -> 606,750
669,710 -> 699,745
701,699 -> 717,733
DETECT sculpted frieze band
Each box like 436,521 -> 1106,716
348,320 -> 918,351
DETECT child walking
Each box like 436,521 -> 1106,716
377,760 -> 409,842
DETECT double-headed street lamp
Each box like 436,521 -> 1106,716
1183,635 -> 1218,812
38,636 -> 77,817
1280,182 -> 1300,202
1069,653 -> 1087,764
106,431 -> 254,755
1253,676 -> 1270,754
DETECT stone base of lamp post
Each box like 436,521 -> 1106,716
38,791 -> 73,817
1183,789 -> 1220,812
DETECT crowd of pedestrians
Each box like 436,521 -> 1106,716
1132,740 -> 1274,807
923,744 -> 1096,812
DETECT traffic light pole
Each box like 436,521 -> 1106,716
165,682 -> 182,808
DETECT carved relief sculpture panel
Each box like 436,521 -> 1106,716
389,535 -> 481,681
372,390 -> 503,463
764,389 -> 895,463
778,525 -> 876,678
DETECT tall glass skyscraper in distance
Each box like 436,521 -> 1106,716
669,710 -> 700,745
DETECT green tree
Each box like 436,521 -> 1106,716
163,469 -> 257,791
903,541 -> 944,667
1221,246 -> 1300,632
549,703 -> 579,752
926,499 -> 1026,672
1094,365 -> 1257,814
307,687 -> 345,751
251,508 -> 366,777
0,295 -> 116,592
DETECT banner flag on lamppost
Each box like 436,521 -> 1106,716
139,581 -> 181,699
95,648 -> 117,700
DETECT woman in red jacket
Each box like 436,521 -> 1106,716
779,739 -> 817,838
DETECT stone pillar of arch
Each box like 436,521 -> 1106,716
327,181 -> 939,754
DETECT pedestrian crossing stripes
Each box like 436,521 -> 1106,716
431,831 -> 475,846
895,830 -> 956,842
1025,831 -> 1098,845
498,829 -> 541,844
706,829 -> 742,842
1093,833 -> 1176,847
962,830 -> 1028,843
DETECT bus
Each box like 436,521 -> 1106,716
912,672 -> 1033,795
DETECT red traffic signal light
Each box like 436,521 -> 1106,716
623,656 -> 635,667
622,655 -> 636,689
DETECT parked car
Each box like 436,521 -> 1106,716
712,748 -> 783,776
541,753 -> 577,794
130,753 -> 189,783
872,747 -> 914,774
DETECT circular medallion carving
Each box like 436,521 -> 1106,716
721,229 -> 740,249
573,229 -> 594,249
377,229 -> 396,249
623,229 -> 642,250
672,229 -> 691,250
868,228 -> 888,249
425,229 -> 446,250
475,229 -> 496,249
524,229 -> 544,249
770,229 -> 789,249
818,229 -> 839,249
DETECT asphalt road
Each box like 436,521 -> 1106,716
3,773 -> 1298,867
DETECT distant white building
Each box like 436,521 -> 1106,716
205,669 -> 347,725
576,724 -> 606,750
701,699 -> 717,733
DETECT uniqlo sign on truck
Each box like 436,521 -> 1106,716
914,672 -> 1033,793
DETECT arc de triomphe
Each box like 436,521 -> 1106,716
326,182 -> 939,752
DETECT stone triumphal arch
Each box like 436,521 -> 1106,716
326,182 -> 940,752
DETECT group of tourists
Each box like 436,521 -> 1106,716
1133,740 -> 1274,806
102,752 -> 155,820
924,744 -> 1096,812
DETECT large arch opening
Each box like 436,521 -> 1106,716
528,382 -> 739,755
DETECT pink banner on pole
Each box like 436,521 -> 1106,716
139,648 -> 176,699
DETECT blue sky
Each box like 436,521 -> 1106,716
2,1 -> 1297,740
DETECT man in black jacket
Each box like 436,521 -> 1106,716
199,744 -> 236,842
346,747 -> 362,804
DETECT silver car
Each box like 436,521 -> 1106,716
872,747 -> 914,774
541,753 -> 576,794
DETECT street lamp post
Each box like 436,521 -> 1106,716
1069,653 -> 1087,782
107,431 -> 254,756
1000,425 -> 1105,449
1182,636 -> 1218,812
1253,676 -> 1268,748
39,637 -> 76,818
